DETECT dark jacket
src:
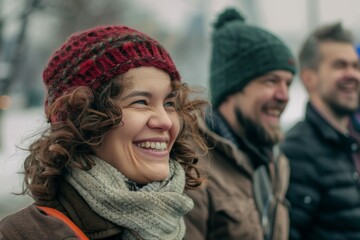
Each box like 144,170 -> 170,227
281,103 -> 360,240
184,112 -> 290,240
0,181 -> 123,239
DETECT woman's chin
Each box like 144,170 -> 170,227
138,168 -> 170,184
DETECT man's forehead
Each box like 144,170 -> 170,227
319,42 -> 358,61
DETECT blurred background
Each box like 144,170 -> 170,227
1,0 -> 360,219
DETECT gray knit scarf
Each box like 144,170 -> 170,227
66,156 -> 193,240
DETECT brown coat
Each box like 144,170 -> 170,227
184,122 -> 290,240
0,181 -> 123,240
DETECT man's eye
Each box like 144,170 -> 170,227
354,62 -> 360,70
265,78 -> 277,84
333,61 -> 346,69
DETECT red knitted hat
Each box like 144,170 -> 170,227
43,25 -> 180,108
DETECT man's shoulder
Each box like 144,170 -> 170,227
285,119 -> 314,140
200,129 -> 236,161
195,143 -> 249,181
281,119 -> 322,160
0,205 -> 77,240
203,135 -> 252,170
283,118 -> 323,149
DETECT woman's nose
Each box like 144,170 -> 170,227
147,107 -> 173,130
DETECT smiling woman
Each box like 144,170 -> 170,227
95,67 -> 182,185
0,25 -> 208,240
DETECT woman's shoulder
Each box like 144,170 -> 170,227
0,204 -> 78,240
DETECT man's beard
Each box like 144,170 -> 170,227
322,78 -> 359,117
323,93 -> 357,117
327,99 -> 356,116
235,107 -> 283,149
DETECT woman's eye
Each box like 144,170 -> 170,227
132,100 -> 147,105
164,101 -> 175,107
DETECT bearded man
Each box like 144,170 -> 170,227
281,22 -> 360,240
184,8 -> 296,240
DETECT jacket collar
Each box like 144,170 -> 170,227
306,102 -> 350,145
204,108 -> 273,171
37,180 -> 123,239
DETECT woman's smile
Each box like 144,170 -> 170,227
95,67 -> 180,184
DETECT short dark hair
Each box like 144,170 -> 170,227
299,22 -> 354,70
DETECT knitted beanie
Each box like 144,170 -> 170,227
210,8 -> 296,108
43,25 -> 180,109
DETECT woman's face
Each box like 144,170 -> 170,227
95,66 -> 181,184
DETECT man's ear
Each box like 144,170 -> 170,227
218,92 -> 238,127
300,69 -> 316,93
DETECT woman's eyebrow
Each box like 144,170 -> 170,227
166,91 -> 176,99
121,91 -> 152,100
121,90 -> 175,100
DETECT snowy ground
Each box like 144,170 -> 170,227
0,107 -> 47,220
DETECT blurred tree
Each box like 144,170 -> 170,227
0,0 -> 42,149
0,0 -> 131,149
0,0 -> 39,97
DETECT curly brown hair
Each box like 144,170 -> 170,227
22,76 -> 208,200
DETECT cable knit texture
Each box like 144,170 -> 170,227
210,8 -> 296,107
42,25 -> 180,110
66,156 -> 193,240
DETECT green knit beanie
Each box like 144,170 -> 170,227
210,8 -> 296,108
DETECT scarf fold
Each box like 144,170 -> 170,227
66,156 -> 193,240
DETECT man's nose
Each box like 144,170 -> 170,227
275,82 -> 289,103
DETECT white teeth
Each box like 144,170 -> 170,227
161,142 -> 166,149
267,109 -> 281,117
136,141 -> 168,150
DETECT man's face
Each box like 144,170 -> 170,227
312,42 -> 360,116
232,70 -> 293,147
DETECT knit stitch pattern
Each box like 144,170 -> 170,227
43,25 -> 180,109
66,156 -> 193,240
210,8 -> 296,107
